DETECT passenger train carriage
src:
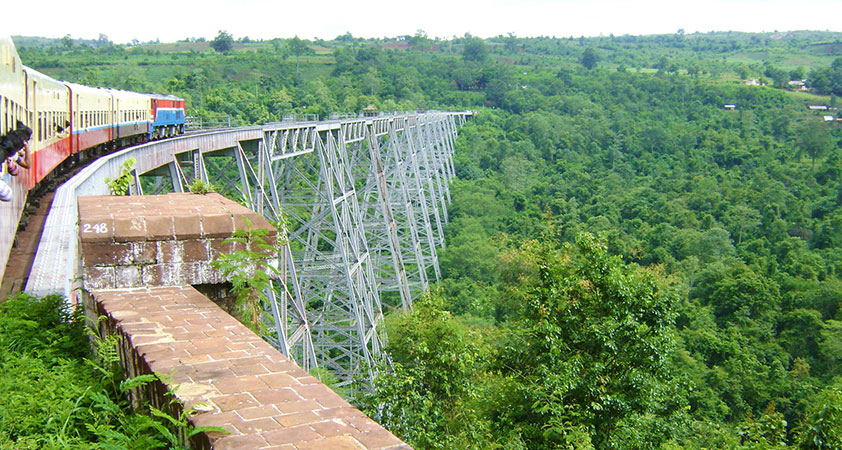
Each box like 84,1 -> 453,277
0,35 -> 186,282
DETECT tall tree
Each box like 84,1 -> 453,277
462,36 -> 488,63
496,233 -> 682,448
210,30 -> 234,53
798,121 -> 834,169
288,36 -> 310,74
581,47 -> 599,69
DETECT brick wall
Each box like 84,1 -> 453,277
78,193 -> 276,290
89,286 -> 408,450
78,193 -> 409,449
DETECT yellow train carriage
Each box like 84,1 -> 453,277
0,36 -> 26,140
65,81 -> 114,154
0,35 -> 28,284
23,67 -> 70,183
110,88 -> 151,143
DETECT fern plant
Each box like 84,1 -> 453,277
104,157 -> 136,196
211,217 -> 279,333
87,320 -> 230,448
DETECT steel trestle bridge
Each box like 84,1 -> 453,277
26,111 -> 472,387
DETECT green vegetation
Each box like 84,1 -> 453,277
11,29 -> 842,448
0,294 -> 225,448
105,157 -> 136,195
186,178 -> 216,194
211,218 -> 279,333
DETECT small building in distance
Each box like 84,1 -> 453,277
788,80 -> 809,91
362,105 -> 378,117
724,104 -> 737,110
808,105 -> 829,111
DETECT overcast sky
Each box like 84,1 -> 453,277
6,0 -> 842,44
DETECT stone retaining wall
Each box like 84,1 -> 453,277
78,193 -> 409,449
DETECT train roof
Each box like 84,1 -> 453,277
144,93 -> 185,101
22,65 -> 66,89
1,36 -> 24,96
63,81 -> 114,98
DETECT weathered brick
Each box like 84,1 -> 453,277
201,213 -> 234,238
234,212 -> 274,232
79,217 -> 114,243
173,215 -> 202,239
234,404 -> 281,420
310,419 -> 354,438
234,417 -> 282,433
132,241 -> 157,265
190,410 -> 239,430
296,436 -> 366,450
182,240 -> 209,262
231,360 -> 271,376
211,433 -> 268,450
259,373 -> 301,389
82,242 -> 132,266
114,265 -> 142,288
275,411 -> 321,427
250,388 -> 300,405
213,394 -> 258,412
145,215 -> 174,240
353,430 -> 406,449
156,241 -> 181,264
262,425 -> 321,445
208,238 -> 235,259
83,266 -> 115,290
141,264 -> 166,286
274,399 -> 322,415
113,217 -> 146,241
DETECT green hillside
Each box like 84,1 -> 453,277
9,30 -> 842,448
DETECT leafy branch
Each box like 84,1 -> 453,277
211,217 -> 279,333
104,157 -> 136,196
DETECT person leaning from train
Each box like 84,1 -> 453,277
2,121 -> 32,177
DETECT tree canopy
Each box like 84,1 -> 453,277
210,30 -> 234,53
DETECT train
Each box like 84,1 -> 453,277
0,35 -> 186,281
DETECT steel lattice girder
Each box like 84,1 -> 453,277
152,112 -> 468,388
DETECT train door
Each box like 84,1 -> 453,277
115,98 -> 119,140
74,93 -> 79,153
30,79 -> 36,179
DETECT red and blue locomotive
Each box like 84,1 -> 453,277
0,35 -> 186,279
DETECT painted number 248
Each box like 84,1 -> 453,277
82,223 -> 108,234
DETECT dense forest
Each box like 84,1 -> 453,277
7,30 -> 842,448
